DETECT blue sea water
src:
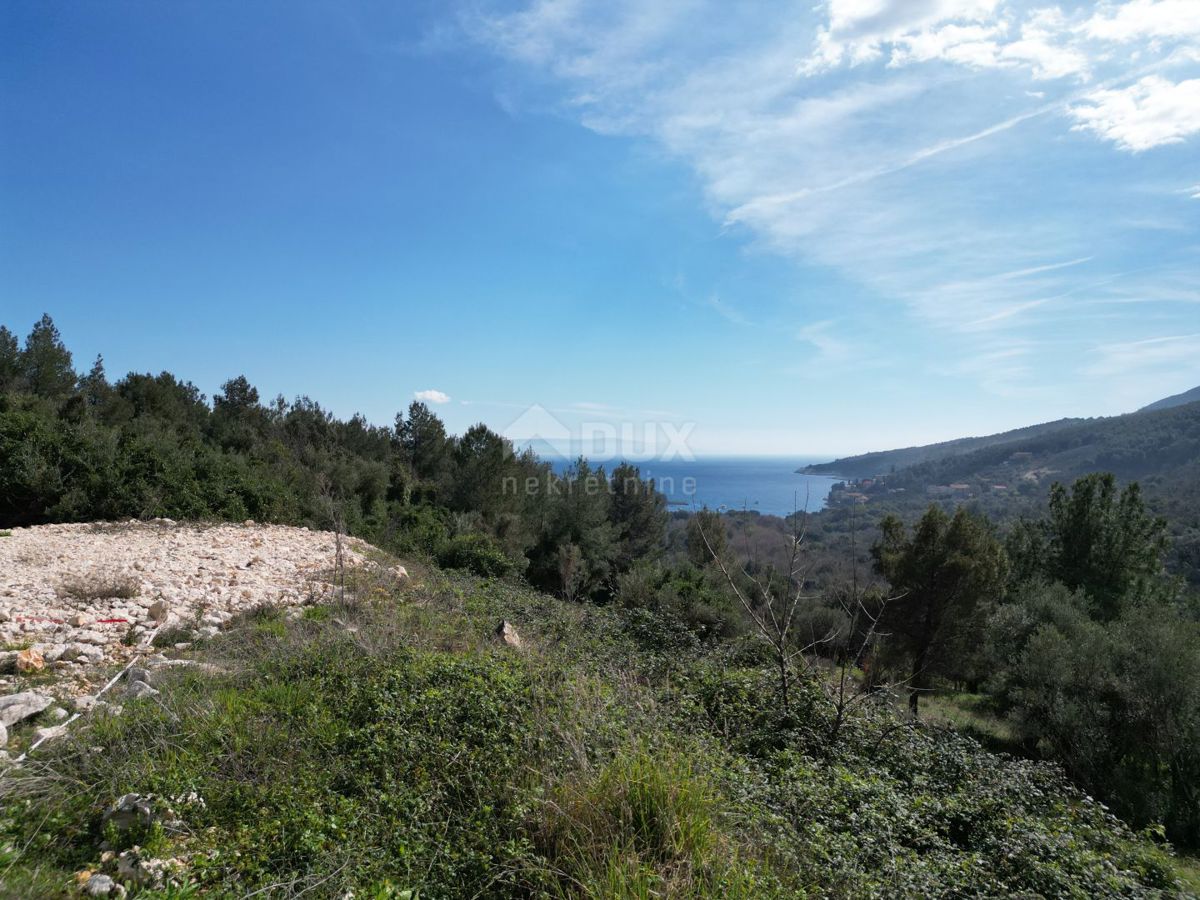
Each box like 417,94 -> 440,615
547,456 -> 839,516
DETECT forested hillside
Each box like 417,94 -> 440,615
0,315 -> 669,605
801,416 -> 1085,478
3,314 -> 1200,897
1143,386 -> 1200,413
809,398 -> 1200,587
806,393 -> 1200,486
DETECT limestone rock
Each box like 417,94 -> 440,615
125,680 -> 160,701
0,690 -> 53,726
104,793 -> 155,831
495,620 -> 523,650
33,723 -> 68,743
15,647 -> 44,673
84,872 -> 124,897
61,643 -> 104,664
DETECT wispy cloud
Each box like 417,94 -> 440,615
462,0 -> 1200,399
796,319 -> 852,364
703,293 -> 751,325
1086,332 -> 1200,376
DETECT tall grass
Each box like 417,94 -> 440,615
535,747 -> 769,898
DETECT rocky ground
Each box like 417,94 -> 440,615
0,519 -> 381,705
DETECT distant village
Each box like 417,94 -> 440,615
826,451 -> 1050,507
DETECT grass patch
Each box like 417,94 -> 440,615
922,691 -> 1018,750
1174,855 -> 1200,895
150,624 -> 195,648
534,746 -> 772,898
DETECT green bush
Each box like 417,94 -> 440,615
436,532 -> 518,578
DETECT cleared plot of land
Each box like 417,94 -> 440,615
0,520 -> 371,694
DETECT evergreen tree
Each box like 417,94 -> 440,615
213,375 -> 266,452
398,401 -> 452,495
1041,473 -> 1172,619
21,314 -> 75,401
609,462 -> 668,572
79,355 -> 111,409
873,505 -> 1008,715
0,326 -> 21,393
452,423 -> 513,518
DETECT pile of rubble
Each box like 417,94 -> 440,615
0,519 -> 374,697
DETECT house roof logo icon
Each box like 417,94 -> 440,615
502,404 -> 572,454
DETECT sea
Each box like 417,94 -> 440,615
546,456 -> 841,516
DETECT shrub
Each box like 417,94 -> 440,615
57,570 -> 139,601
388,503 -> 451,557
436,532 -> 517,578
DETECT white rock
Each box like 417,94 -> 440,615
0,691 -> 53,726
125,681 -> 160,700
85,873 -> 120,897
39,643 -> 67,663
33,723 -> 68,743
61,643 -> 104,663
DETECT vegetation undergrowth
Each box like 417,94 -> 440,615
0,560 -> 1190,898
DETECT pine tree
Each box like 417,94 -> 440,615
21,314 -> 76,401
873,505 -> 1008,715
0,326 -> 20,393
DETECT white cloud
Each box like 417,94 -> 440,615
805,1 -> 1200,84
804,0 -> 1097,81
997,10 -> 1090,80
1083,0 -> 1200,43
806,0 -> 1003,72
1069,76 -> 1200,150
414,389 -> 452,404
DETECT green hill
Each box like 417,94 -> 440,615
811,399 -> 1200,588
801,417 -> 1085,479
806,388 -> 1200,481
1142,386 -> 1200,413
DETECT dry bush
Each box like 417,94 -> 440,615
57,571 -> 140,602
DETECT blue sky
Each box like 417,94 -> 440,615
2,0 -> 1198,457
